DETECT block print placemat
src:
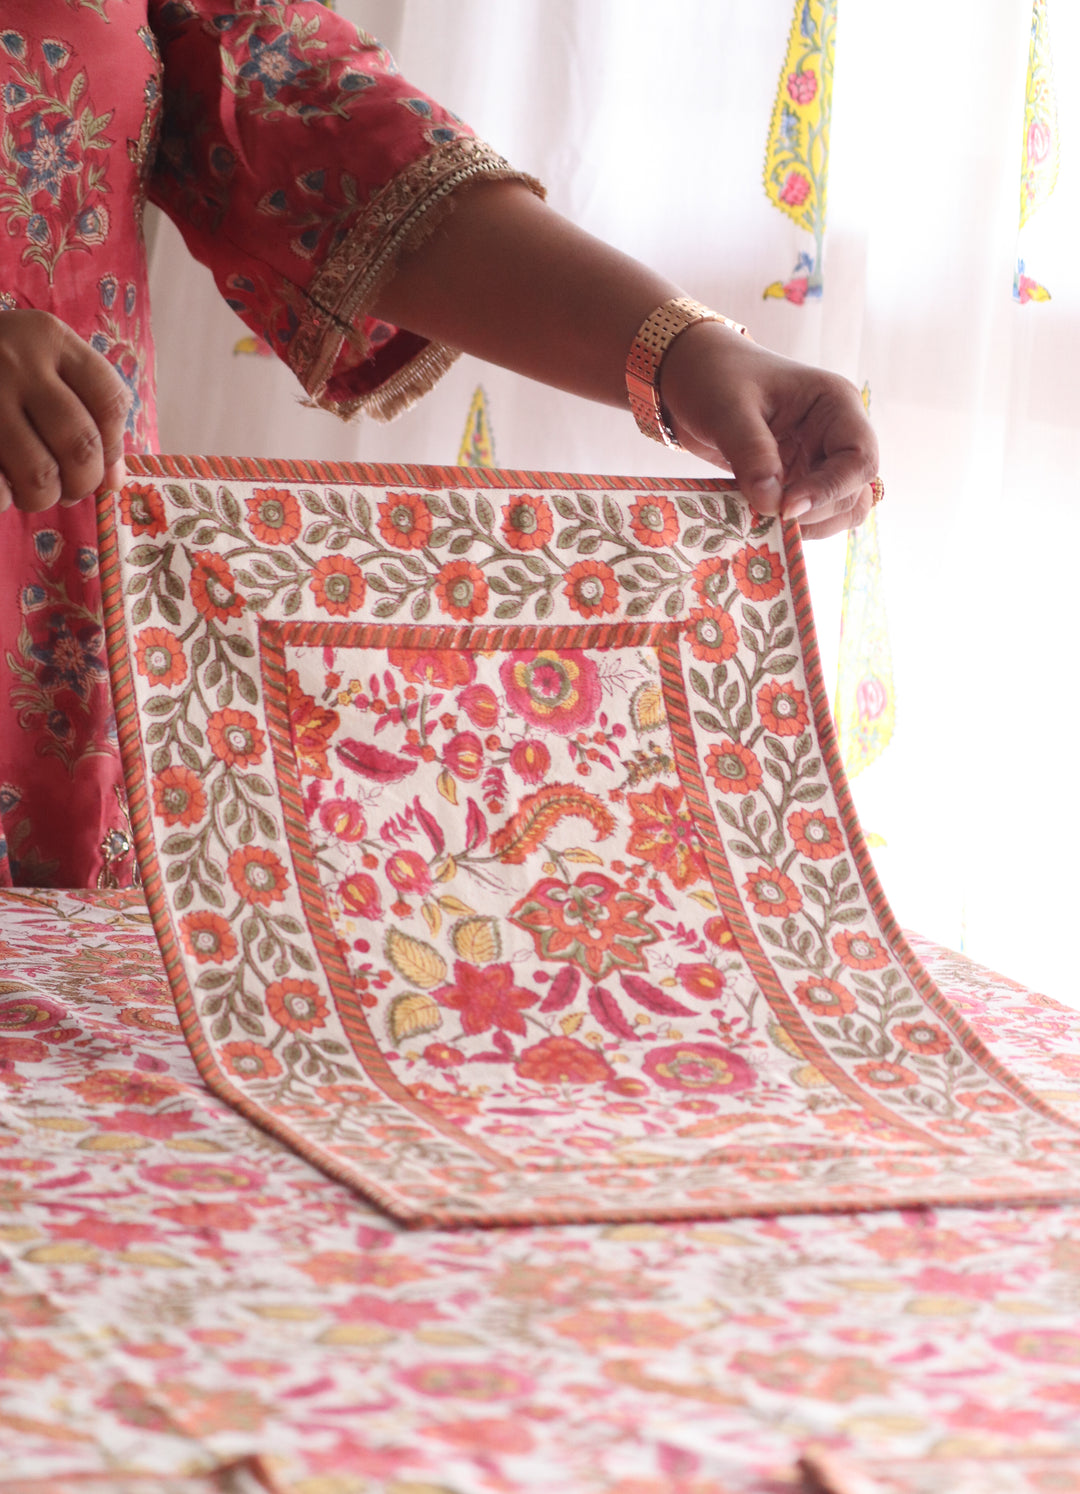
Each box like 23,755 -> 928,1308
98,455 -> 1080,1226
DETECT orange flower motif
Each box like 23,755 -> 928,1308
676,962 -> 726,1000
955,1088 -> 1019,1114
227,845 -> 288,906
893,1020 -> 952,1056
435,560 -> 488,620
832,931 -> 889,970
732,542 -> 785,600
207,708 -> 266,767
190,552 -> 244,622
703,913 -> 737,948
134,628 -> 187,688
686,607 -> 738,662
179,910 -> 237,965
152,765 -> 207,827
854,1059 -> 919,1090
266,978 -> 327,1033
788,808 -> 844,860
629,494 -> 678,549
743,866 -> 801,918
310,555 -> 365,616
120,482 -> 167,537
284,669 -> 339,779
388,648 -> 476,688
563,559 -> 619,617
794,976 -> 856,1017
221,1041 -> 283,1081
705,740 -> 762,794
435,960 -> 538,1037
246,487 -> 301,545
626,782 -> 707,889
515,1035 -> 615,1085
758,680 -> 808,736
378,491 -> 432,551
501,494 -> 553,551
692,555 -> 730,607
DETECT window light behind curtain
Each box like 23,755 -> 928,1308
149,0 -> 1080,1006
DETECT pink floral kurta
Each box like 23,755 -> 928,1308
0,0 -> 530,888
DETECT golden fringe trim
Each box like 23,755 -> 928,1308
291,136 -> 545,422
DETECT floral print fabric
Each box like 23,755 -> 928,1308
0,1 -> 528,890
96,456 -> 1080,1226
2,889 -> 1080,1492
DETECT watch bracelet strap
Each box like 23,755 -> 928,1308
626,295 -> 749,448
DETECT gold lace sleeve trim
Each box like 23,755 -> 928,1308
290,136 -> 545,422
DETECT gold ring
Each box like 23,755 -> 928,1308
870,476 -> 885,506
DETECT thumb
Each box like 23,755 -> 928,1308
711,398 -> 785,516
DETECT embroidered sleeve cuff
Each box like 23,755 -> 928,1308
290,138 -> 545,423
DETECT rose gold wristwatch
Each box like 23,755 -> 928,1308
626,295 -> 750,449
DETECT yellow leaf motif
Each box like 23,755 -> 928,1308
437,770 -> 458,805
629,681 -> 666,732
562,847 -> 604,866
434,857 -> 457,883
421,900 -> 442,937
437,895 -> 476,915
687,888 -> 718,911
450,916 -> 502,965
560,1012 -> 584,1037
387,992 -> 443,1045
384,928 -> 447,991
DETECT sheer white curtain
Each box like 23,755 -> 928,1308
149,0 -> 1080,1004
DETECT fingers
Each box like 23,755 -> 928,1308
0,311 -> 130,513
57,328 -> 131,484
778,382 -> 879,523
797,482 -> 874,541
709,396 -> 787,516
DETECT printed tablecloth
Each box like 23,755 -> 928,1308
2,889 -> 1080,1493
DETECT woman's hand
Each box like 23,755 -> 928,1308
374,183 -> 879,539
660,319 -> 880,540
0,310 -> 130,513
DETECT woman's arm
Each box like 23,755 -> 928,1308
0,188 -> 877,539
372,181 -> 879,541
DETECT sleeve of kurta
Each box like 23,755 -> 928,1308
147,0 -> 542,420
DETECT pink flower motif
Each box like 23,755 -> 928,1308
779,171 -> 811,207
443,731 -> 484,781
338,872 -> 382,920
1027,118 -> 1052,166
787,69 -> 818,105
499,650 -> 600,735
319,798 -> 367,842
384,849 -> 432,898
457,683 -> 499,729
643,1041 -> 755,1095
509,740 -> 551,785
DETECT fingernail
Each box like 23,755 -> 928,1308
782,497 -> 813,520
750,476 -> 783,506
